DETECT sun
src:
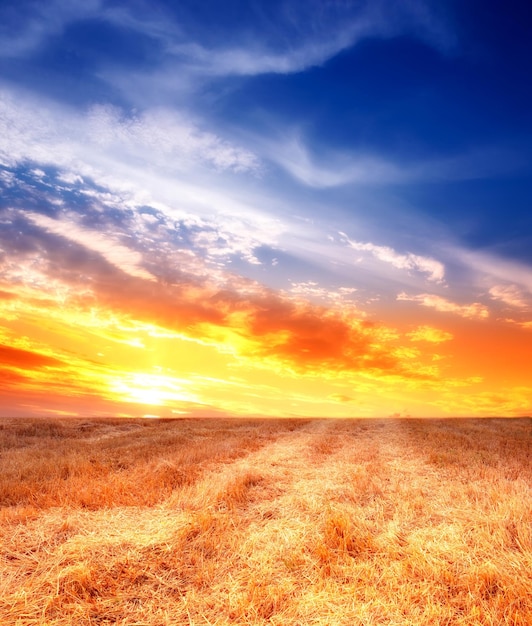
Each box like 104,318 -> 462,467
127,386 -> 166,406
110,372 -> 198,407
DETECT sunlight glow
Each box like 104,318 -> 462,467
110,373 -> 199,406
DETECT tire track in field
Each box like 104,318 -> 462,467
174,418 -> 461,625
167,418 -> 383,622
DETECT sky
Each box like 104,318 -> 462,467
0,0 -> 531,418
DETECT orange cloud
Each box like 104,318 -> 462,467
489,285 -> 529,308
0,344 -> 63,369
407,325 -> 453,343
329,394 -> 355,403
2,208 -> 531,419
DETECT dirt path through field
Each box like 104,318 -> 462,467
162,418 -> 420,623
163,417 -> 396,526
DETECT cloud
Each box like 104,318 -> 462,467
71,3 -> 362,79
0,89 -> 258,176
264,132 -> 525,189
503,319 -> 532,331
329,393 -> 354,403
71,0 -> 458,116
407,326 -> 453,343
433,385 -> 532,418
489,284 -> 530,309
0,209 -> 435,384
101,0 -> 454,80
287,281 -> 359,309
172,0 -> 454,76
26,212 -> 155,281
0,0 -> 101,59
0,0 -> 456,76
86,105 -> 260,174
397,292 -> 489,320
341,233 -> 445,283
0,344 -> 63,369
266,136 -> 407,188
450,247 -> 532,294
0,87 -> 284,271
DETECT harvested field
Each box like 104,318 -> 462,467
1,417 -> 531,625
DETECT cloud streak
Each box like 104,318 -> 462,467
26,212 -> 155,281
101,0 -> 455,79
264,133 -> 525,189
340,233 -> 445,283
0,0 -> 101,58
397,292 -> 490,320
489,284 -> 530,309
0,89 -> 258,176
407,326 -> 453,343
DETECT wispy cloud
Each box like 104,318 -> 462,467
0,87 -> 283,271
0,344 -> 63,369
340,233 -> 445,283
26,212 -> 155,281
397,292 -> 489,320
287,281 -> 359,309
265,136 -> 406,188
449,247 -> 532,295
0,0 -> 101,58
0,89 -> 258,175
488,284 -> 530,309
87,105 -> 260,174
104,0 -> 454,79
504,319 -> 532,331
407,326 -> 453,343
263,132 -> 525,189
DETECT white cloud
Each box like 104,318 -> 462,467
397,292 -> 489,320
488,284 -> 530,309
26,212 -> 155,281
102,3 -> 366,80
262,131 -> 524,189
341,233 -> 445,283
0,0 -> 101,58
266,136 -> 406,188
186,215 -> 275,267
0,86 -> 282,266
450,247 -> 532,296
135,0 -> 454,78
287,281 -> 359,309
87,0 -> 456,112
86,105 -> 259,174
0,89 -> 258,176
165,23 -> 367,78
0,0 -> 455,76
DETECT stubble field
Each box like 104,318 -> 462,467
0,416 -> 531,625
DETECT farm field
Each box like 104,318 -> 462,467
1,417 -> 531,625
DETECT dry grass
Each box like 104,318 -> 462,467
0,417 -> 530,625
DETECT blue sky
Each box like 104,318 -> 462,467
0,0 -> 531,417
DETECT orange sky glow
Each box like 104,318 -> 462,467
1,259 -> 531,418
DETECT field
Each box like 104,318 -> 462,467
1,417 -> 531,625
